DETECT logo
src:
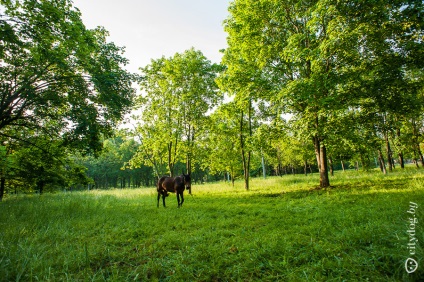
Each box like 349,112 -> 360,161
405,202 -> 419,274
405,258 -> 418,274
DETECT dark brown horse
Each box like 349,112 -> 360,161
157,174 -> 191,208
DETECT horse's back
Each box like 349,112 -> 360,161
159,176 -> 177,193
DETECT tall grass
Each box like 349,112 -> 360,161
0,168 -> 423,281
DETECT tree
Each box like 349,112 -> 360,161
132,49 -> 221,178
0,0 -> 136,155
0,134 -> 91,198
222,0 -> 423,187
202,102 -> 244,186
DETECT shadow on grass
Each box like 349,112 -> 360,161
250,174 -> 423,201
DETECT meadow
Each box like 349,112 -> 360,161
0,168 -> 423,281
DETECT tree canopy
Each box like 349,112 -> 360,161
221,0 -> 424,188
0,0 -> 136,154
0,0 -> 137,199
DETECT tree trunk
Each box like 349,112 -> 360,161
378,149 -> 387,174
313,136 -> 321,171
186,155 -> 192,176
360,154 -> 366,170
0,177 -> 5,201
304,160 -> 308,176
240,111 -> 249,190
240,99 -> 253,191
167,141 -> 174,177
411,119 -> 423,167
341,159 -> 345,172
261,154 -> 266,179
385,132 -> 394,171
418,147 -> 424,167
37,180 -> 45,195
314,136 -> 330,187
319,145 -> 330,187
398,152 -> 405,169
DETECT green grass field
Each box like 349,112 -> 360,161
1,168 -> 423,281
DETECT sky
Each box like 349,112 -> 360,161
72,0 -> 231,74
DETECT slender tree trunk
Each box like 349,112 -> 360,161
313,135 -> 330,187
378,149 -> 387,174
411,119 -> 423,167
240,111 -> 249,190
0,176 -> 5,201
398,150 -> 405,168
247,100 -> 252,189
396,128 -> 405,169
186,155 -> 192,176
304,160 -> 308,176
167,142 -> 174,177
319,145 -> 330,187
240,99 -> 253,191
385,131 -> 394,171
360,154 -> 366,171
261,153 -> 266,179
418,147 -> 424,168
341,159 -> 345,172
37,180 -> 45,195
229,169 -> 235,187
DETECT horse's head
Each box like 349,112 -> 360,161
182,173 -> 191,193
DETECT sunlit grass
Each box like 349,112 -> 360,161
1,167 -> 423,281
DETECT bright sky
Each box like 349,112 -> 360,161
72,0 -> 231,74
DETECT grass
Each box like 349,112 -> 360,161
0,168 -> 423,281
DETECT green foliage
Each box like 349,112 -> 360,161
1,137 -> 91,196
131,48 -> 222,177
202,102 -> 244,182
0,169 -> 423,280
0,0 -> 136,155
221,0 -> 424,187
76,135 -> 154,189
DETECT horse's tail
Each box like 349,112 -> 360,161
157,176 -> 163,192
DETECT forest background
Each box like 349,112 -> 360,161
0,0 -> 423,199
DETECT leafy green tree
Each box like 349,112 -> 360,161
222,0 -> 423,187
0,0 -> 136,155
223,0 -> 346,187
202,102 -> 244,186
132,49 -> 221,177
1,136 -> 90,197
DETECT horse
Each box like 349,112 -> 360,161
157,174 -> 191,208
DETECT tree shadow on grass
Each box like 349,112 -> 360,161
250,176 -> 423,201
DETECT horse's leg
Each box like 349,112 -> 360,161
157,192 -> 160,208
180,191 -> 184,207
162,193 -> 166,207
177,192 -> 181,207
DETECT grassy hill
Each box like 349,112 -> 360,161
1,168 -> 423,281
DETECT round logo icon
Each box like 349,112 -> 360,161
405,258 -> 418,273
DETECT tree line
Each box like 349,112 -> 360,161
1,0 -> 423,199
